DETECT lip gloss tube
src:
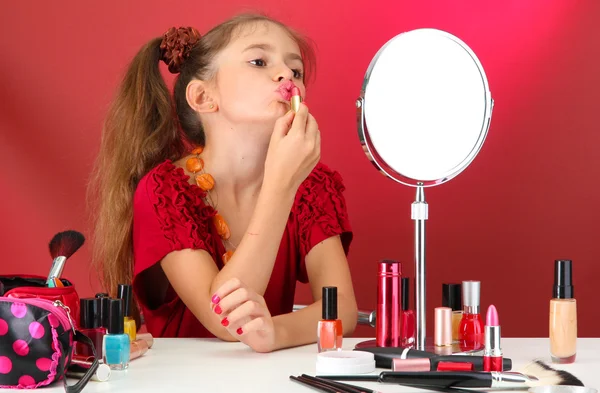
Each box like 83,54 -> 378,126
376,260 -> 402,347
483,304 -> 503,371
290,86 -> 302,112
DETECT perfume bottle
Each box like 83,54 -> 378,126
117,284 -> 136,341
550,260 -> 577,364
317,286 -> 343,352
102,299 -> 130,370
75,298 -> 106,359
400,277 -> 415,347
442,283 -> 463,342
458,281 -> 484,351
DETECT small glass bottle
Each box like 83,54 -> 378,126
458,281 -> 484,351
317,286 -> 343,352
102,299 -> 130,370
118,284 -> 136,341
400,277 -> 415,347
75,298 -> 106,359
550,260 -> 577,364
442,283 -> 463,342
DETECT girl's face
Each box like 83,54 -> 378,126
210,22 -> 306,129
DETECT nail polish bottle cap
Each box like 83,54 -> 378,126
117,284 -> 133,317
462,281 -> 480,308
107,298 -> 124,335
80,298 -> 101,329
95,295 -> 111,328
322,286 -> 338,320
442,283 -> 462,311
553,260 -> 574,299
401,277 -> 410,311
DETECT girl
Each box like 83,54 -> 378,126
91,13 -> 357,353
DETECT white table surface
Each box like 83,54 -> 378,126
2,338 -> 598,392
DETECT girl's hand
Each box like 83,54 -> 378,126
264,103 -> 321,194
210,278 -> 277,353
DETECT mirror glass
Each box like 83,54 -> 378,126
358,28 -> 493,187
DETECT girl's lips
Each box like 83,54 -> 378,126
279,90 -> 292,101
276,81 -> 297,101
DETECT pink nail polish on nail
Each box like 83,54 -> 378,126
214,305 -> 222,315
211,295 -> 220,304
221,318 -> 229,327
236,327 -> 243,335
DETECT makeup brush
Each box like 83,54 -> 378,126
296,374 -> 479,393
46,230 -> 85,287
318,360 -> 583,389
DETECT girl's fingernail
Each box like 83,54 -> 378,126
214,305 -> 222,315
236,327 -> 243,335
221,318 -> 229,327
211,294 -> 220,304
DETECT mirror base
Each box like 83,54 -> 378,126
354,337 -> 483,356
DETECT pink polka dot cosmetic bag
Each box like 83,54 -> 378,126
0,296 -> 99,392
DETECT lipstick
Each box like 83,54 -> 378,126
290,86 -> 302,113
354,346 -> 513,371
483,304 -> 503,371
392,358 -> 474,372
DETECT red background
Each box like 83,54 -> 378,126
1,1 -> 599,338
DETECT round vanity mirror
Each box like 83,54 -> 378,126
356,28 -> 493,350
357,28 -> 493,187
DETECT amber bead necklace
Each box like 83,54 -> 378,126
185,146 -> 235,264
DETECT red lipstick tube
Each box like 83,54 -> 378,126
376,260 -> 402,347
483,304 -> 503,371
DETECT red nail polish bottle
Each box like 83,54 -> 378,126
317,286 -> 343,352
400,277 -> 415,347
75,298 -> 106,358
458,281 -> 485,351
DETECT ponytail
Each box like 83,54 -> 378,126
89,37 -> 183,323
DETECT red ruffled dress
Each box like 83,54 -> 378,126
131,160 -> 353,337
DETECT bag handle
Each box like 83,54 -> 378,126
62,331 -> 100,393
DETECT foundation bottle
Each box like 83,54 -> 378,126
550,259 -> 577,364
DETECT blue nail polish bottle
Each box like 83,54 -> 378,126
102,298 -> 130,370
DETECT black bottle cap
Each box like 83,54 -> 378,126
322,286 -> 338,320
107,298 -> 124,334
80,298 -> 101,329
442,283 -> 462,311
553,260 -> 574,299
95,294 -> 111,328
117,284 -> 133,317
401,278 -> 409,311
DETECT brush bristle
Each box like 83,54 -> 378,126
48,230 -> 85,259
521,360 -> 584,387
